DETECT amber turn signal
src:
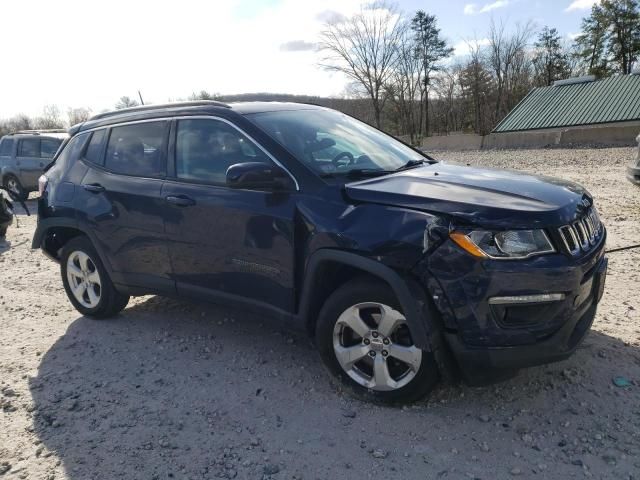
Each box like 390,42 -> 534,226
449,232 -> 488,258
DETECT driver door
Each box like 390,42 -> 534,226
163,117 -> 298,314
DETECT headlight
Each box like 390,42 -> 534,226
450,229 -> 555,259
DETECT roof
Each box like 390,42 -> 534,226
2,130 -> 68,139
493,74 -> 640,133
75,101 -> 322,135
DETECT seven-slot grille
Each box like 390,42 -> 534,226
558,208 -> 603,256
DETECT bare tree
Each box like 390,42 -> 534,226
432,63 -> 462,134
319,1 -> 404,127
115,96 -> 140,110
34,105 -> 64,130
459,39 -> 494,135
488,20 -> 535,123
67,107 -> 92,126
189,90 -> 221,101
385,22 -> 422,143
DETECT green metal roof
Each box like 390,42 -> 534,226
493,74 -> 640,133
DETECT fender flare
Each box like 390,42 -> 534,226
298,249 -> 433,351
32,217 -> 112,274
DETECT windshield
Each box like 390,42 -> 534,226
247,109 -> 428,178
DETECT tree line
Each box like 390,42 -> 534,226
319,0 -> 640,142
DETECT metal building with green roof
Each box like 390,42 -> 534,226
493,74 -> 640,134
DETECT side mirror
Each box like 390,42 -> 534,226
226,162 -> 294,191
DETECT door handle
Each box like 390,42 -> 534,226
166,195 -> 196,207
83,183 -> 105,193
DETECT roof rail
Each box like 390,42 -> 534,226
89,100 -> 231,121
7,129 -> 67,136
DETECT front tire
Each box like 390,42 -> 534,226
316,278 -> 440,404
60,236 -> 129,318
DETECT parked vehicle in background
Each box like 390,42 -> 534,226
33,101 -> 608,403
0,185 -> 30,238
0,188 -> 14,238
0,130 -> 67,200
628,133 -> 640,185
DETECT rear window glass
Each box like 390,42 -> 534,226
18,138 -> 40,157
41,138 -> 63,158
105,122 -> 166,177
84,130 -> 107,165
51,134 -> 89,174
0,139 -> 13,156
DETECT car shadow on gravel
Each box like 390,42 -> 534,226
28,296 -> 640,479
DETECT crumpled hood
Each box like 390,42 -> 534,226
344,163 -> 592,229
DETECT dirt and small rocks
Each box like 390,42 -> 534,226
0,147 -> 639,479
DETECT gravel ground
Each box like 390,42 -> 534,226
0,147 -> 639,480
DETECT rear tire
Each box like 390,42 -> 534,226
316,278 -> 440,404
3,175 -> 27,201
60,236 -> 129,318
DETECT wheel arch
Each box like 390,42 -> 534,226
33,218 -> 110,271
298,249 -> 433,351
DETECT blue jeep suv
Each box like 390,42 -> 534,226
32,101 -> 608,403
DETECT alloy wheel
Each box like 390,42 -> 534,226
332,302 -> 422,391
66,251 -> 102,309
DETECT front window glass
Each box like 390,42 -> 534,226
175,119 -> 271,185
248,109 -> 426,177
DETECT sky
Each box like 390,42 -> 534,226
0,0 -> 599,119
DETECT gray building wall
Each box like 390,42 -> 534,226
422,121 -> 640,151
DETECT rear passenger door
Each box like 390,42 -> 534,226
76,121 -> 175,294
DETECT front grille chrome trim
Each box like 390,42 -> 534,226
558,207 -> 603,256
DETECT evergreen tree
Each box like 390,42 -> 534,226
533,27 -> 571,86
574,1 -> 640,76
602,0 -> 640,74
411,11 -> 453,136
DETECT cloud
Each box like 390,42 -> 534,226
316,9 -> 347,23
453,38 -> 491,56
565,0 -> 599,12
280,40 -> 317,52
0,0 -> 365,117
463,0 -> 509,15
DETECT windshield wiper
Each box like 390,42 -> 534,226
394,159 -> 427,172
346,169 -> 394,178
319,169 -> 393,179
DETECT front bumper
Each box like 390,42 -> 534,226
445,257 -> 606,383
415,231 -> 608,383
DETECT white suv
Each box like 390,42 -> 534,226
0,130 -> 67,200
628,133 -> 640,185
